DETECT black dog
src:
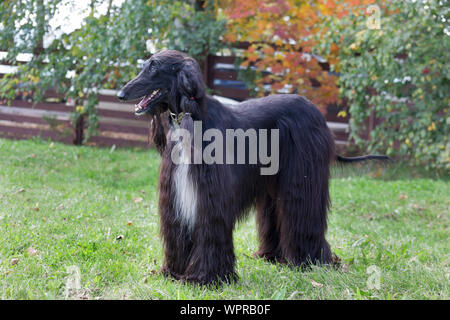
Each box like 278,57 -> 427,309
118,50 -> 388,285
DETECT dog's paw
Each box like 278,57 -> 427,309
253,250 -> 286,264
181,271 -> 238,287
159,266 -> 183,281
331,253 -> 342,269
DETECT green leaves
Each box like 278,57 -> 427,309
147,1 -> 227,62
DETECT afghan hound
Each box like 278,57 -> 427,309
117,50 -> 389,285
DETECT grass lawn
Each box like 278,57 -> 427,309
0,137 -> 448,300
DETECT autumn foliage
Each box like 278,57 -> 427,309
222,0 -> 377,113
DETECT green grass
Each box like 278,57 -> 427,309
0,137 -> 448,300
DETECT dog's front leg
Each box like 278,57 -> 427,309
182,199 -> 237,286
158,153 -> 193,278
159,217 -> 193,279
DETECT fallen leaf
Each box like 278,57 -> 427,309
77,289 -> 91,300
341,264 -> 350,273
311,280 -> 323,288
10,258 -> 18,266
287,291 -> 300,300
127,221 -> 133,226
412,203 -> 425,211
26,246 -> 39,256
332,253 -> 342,267
398,194 -> 408,200
133,197 -> 143,204
14,188 -> 25,194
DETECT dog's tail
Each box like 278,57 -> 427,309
336,154 -> 392,163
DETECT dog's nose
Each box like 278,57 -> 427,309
117,90 -> 126,100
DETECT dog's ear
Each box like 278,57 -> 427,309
174,58 -> 205,114
150,113 -> 167,154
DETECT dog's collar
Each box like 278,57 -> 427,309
169,111 -> 191,127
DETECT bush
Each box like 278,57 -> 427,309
318,0 -> 449,171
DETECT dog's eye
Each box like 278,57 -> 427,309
149,65 -> 157,73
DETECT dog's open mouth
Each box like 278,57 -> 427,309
135,89 -> 162,116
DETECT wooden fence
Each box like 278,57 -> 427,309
0,51 -> 349,149
0,89 -> 151,148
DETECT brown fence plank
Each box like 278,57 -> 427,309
0,124 -> 73,143
98,94 -> 123,103
212,56 -> 237,64
332,131 -> 349,141
98,122 -> 149,135
97,108 -> 148,122
214,70 -> 238,81
4,100 -> 72,113
0,113 -> 71,127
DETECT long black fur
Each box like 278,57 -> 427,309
118,50 -> 389,285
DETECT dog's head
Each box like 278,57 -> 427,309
117,50 -> 205,117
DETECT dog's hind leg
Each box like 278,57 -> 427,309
277,165 -> 333,266
255,194 -> 284,263
276,125 -> 333,266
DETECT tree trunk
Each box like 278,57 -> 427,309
33,0 -> 45,56
73,114 -> 85,145
106,0 -> 113,17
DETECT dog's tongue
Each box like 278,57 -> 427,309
138,94 -> 152,108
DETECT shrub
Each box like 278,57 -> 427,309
318,0 -> 449,171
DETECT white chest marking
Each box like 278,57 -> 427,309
172,149 -> 197,231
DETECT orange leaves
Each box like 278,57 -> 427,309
227,2 -> 256,19
223,0 -> 377,111
271,63 -> 284,74
270,82 -> 284,91
262,45 -> 274,56
246,52 -> 259,64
